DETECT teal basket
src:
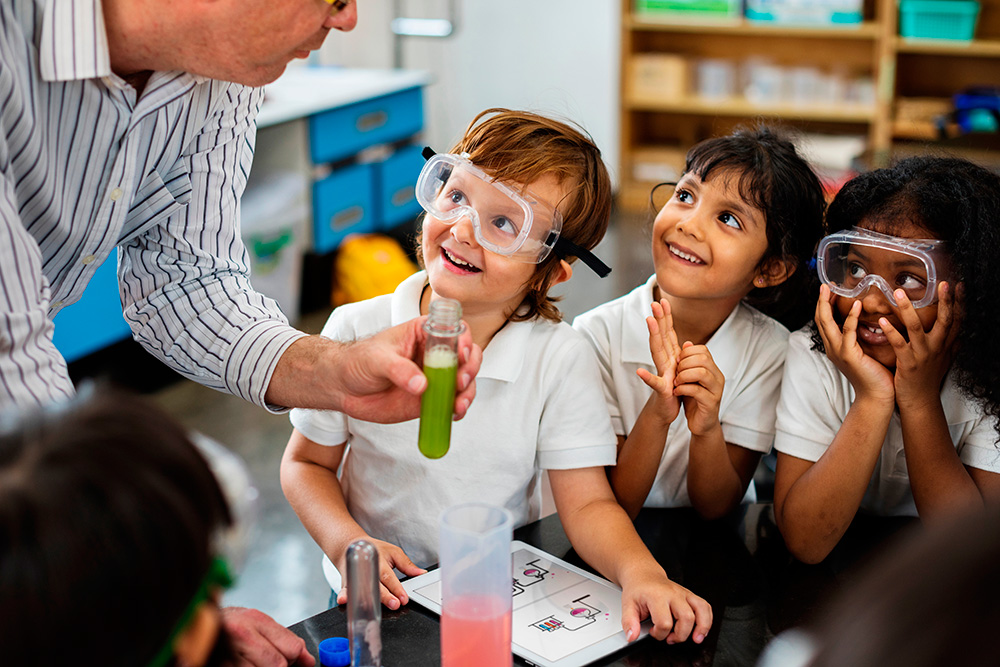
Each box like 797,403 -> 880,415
899,0 -> 980,40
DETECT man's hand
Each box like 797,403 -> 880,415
267,317 -> 482,422
220,607 -> 314,666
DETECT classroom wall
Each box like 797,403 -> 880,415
316,0 -> 622,187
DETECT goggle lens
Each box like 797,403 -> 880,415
819,239 -> 937,307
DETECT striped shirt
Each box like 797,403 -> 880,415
0,0 -> 306,411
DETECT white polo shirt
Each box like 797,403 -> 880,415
775,328 -> 1000,516
290,271 -> 617,568
572,275 -> 789,508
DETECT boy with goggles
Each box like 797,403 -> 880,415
816,227 -> 948,309
284,108 -> 712,646
416,149 -> 612,277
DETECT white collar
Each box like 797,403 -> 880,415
390,271 -> 535,384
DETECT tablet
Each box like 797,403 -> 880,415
402,540 -> 650,667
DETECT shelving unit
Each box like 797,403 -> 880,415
619,0 -> 1000,210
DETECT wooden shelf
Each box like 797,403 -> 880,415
894,37 -> 1000,56
628,15 -> 881,39
626,95 -> 877,122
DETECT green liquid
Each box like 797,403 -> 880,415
418,348 -> 458,459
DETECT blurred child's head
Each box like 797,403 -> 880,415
820,155 -> 1000,430
0,389 -> 236,667
416,108 -> 613,322
652,127 -> 826,330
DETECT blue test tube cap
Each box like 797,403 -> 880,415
318,636 -> 350,667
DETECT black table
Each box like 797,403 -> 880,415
289,505 -> 916,666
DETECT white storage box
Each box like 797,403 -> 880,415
241,172 -> 309,323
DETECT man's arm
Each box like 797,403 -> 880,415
0,167 -> 75,410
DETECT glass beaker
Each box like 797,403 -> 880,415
439,502 -> 514,667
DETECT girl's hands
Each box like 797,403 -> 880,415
636,299 -> 682,425
335,538 -> 426,610
815,284 -> 894,403
673,341 -> 724,438
881,281 -> 960,411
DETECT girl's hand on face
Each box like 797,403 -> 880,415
882,281 -> 961,411
816,285 -> 894,403
335,538 -> 426,610
672,342 -> 724,437
636,299 -> 682,425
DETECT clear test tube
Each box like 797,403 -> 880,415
418,298 -> 463,459
346,539 -> 382,667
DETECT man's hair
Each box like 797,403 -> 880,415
0,388 -> 233,666
418,108 -> 612,322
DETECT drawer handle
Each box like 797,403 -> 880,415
331,206 -> 364,230
391,187 -> 414,207
357,110 -> 388,133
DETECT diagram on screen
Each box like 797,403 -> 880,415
513,559 -> 550,596
530,595 -> 602,633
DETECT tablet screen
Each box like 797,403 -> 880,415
403,541 -> 649,667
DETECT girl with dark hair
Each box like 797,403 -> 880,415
574,127 -> 826,521
773,156 -> 1000,564
0,388 -> 310,667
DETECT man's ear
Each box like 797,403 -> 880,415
551,259 -> 573,288
754,258 -> 796,288
173,601 -> 222,667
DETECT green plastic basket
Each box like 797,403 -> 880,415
899,0 -> 980,40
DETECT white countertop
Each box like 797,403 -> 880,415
256,66 -> 432,128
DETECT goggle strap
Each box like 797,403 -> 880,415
553,235 -> 612,278
422,146 -> 436,161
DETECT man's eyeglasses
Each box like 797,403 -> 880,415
323,0 -> 352,14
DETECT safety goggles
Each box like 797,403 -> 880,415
416,149 -> 611,277
816,227 -> 948,309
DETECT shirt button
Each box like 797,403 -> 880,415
109,187 -> 123,201
51,300 -> 63,309
81,254 -> 96,265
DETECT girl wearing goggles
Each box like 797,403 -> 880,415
774,156 -> 1000,565
574,127 -> 826,522
283,108 -> 713,645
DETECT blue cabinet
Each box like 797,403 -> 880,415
51,255 -> 132,363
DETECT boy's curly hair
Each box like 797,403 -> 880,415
817,155 -> 1000,435
416,108 -> 612,322
680,126 -> 827,331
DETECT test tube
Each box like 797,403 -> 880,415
418,298 -> 463,458
346,539 -> 382,667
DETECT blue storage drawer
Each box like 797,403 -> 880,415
312,163 -> 377,254
309,87 -> 424,165
376,144 -> 425,229
52,255 -> 131,362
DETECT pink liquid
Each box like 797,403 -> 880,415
441,596 -> 512,667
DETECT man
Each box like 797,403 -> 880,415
0,0 -> 481,664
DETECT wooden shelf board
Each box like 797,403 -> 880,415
894,37 -> 1000,56
628,16 -> 880,39
626,96 -> 877,122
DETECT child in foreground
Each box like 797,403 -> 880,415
281,108 -> 712,644
573,127 -> 826,520
773,156 -> 1000,564
0,388 -> 312,667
